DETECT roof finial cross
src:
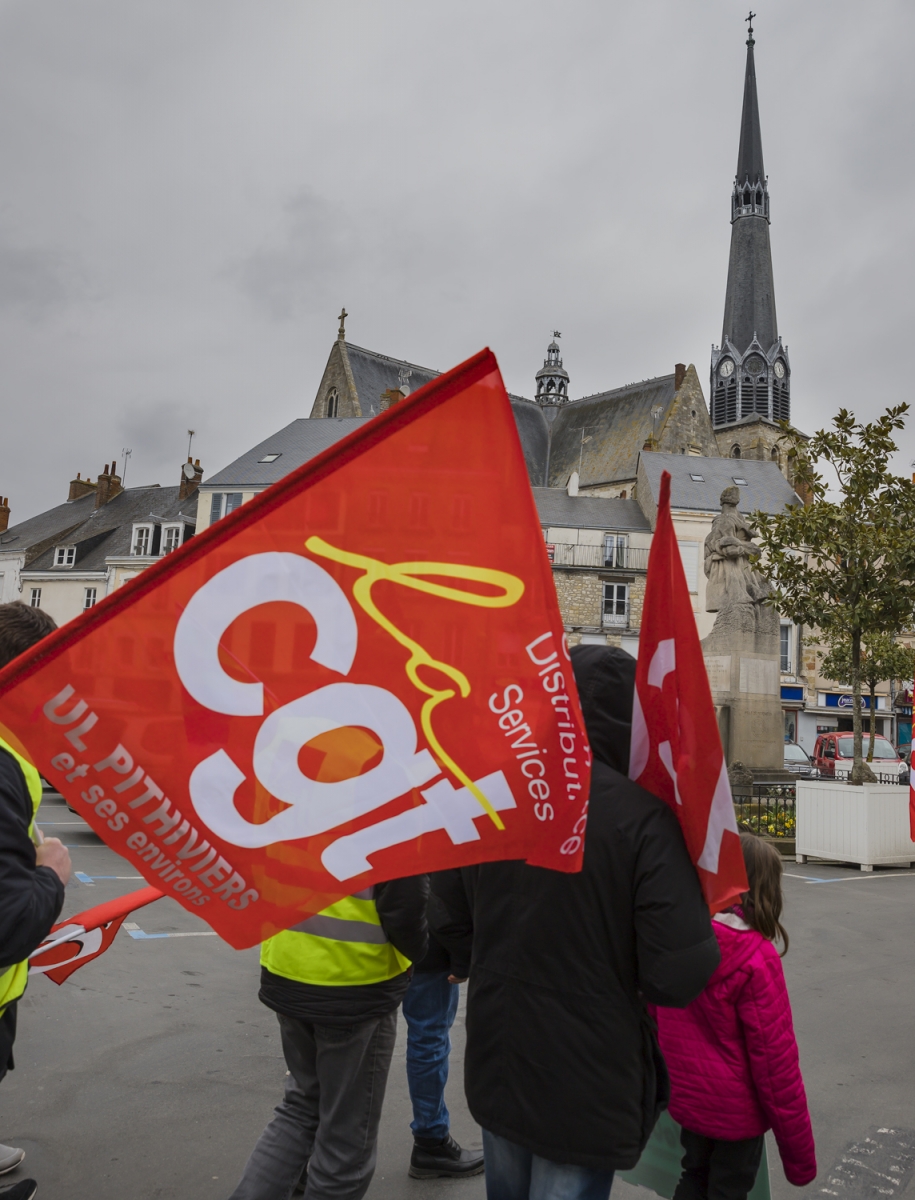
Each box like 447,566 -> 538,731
338,307 -> 348,339
745,10 -> 756,44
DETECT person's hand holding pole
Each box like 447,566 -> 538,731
36,837 -> 72,886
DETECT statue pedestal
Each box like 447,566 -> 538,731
702,608 -> 783,774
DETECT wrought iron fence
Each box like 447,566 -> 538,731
732,771 -> 907,842
812,769 -> 905,785
732,782 -> 797,841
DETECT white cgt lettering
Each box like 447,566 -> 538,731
190,683 -> 439,848
173,552 -> 358,716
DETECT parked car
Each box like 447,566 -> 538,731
783,741 -> 814,776
812,732 -> 907,781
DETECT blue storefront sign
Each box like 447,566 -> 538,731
780,686 -> 804,704
822,693 -> 884,711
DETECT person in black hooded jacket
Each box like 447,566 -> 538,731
431,644 -> 720,1200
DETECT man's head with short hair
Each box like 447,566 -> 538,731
0,601 -> 58,672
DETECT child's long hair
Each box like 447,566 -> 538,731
739,833 -> 789,956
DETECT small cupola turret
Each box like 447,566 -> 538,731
535,332 -> 570,408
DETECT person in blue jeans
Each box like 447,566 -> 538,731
403,880 -> 483,1180
431,648 -> 720,1200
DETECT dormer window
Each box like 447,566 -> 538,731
54,545 -> 76,567
132,524 -> 154,556
160,523 -> 189,555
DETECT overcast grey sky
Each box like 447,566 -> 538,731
1,0 -> 912,521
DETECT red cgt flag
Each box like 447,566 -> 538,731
29,886 -> 163,984
629,470 -> 748,912
0,350 -> 590,949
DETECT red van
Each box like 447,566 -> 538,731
812,732 -> 906,781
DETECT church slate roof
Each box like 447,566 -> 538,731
345,344 -> 440,416
547,374 -> 678,489
638,452 -> 799,517
532,488 -> 650,532
510,398 -> 550,488
203,418 -> 368,488
22,486 -> 188,573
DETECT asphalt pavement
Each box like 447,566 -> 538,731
5,794 -> 915,1200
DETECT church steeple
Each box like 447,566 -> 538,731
734,14 -> 766,205
711,14 -> 790,432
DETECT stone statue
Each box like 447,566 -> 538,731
704,485 -> 772,614
701,486 -> 782,774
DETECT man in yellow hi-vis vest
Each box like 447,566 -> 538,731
228,876 -> 429,1200
0,602 -> 71,1198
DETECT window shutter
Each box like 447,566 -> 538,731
677,541 -> 699,593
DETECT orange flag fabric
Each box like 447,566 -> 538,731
629,470 -> 748,912
0,350 -> 590,949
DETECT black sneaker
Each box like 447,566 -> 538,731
0,1181 -> 37,1200
409,1134 -> 484,1179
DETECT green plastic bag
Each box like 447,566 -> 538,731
619,1112 -> 771,1200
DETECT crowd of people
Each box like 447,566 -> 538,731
0,601 -> 816,1200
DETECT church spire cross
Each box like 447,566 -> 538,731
745,10 -> 755,44
337,307 -> 348,339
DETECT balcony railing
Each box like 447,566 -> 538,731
602,602 -> 630,628
546,544 -> 649,571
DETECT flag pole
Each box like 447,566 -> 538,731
30,925 -> 89,959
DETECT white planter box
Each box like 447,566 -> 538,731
796,780 -> 915,871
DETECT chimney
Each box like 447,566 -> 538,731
178,457 -> 204,501
379,387 -> 405,413
674,363 -> 687,390
95,460 -> 123,509
0,498 -> 9,534
794,478 -> 813,507
68,471 -> 97,502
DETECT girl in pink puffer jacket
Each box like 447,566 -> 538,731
654,834 -> 816,1200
